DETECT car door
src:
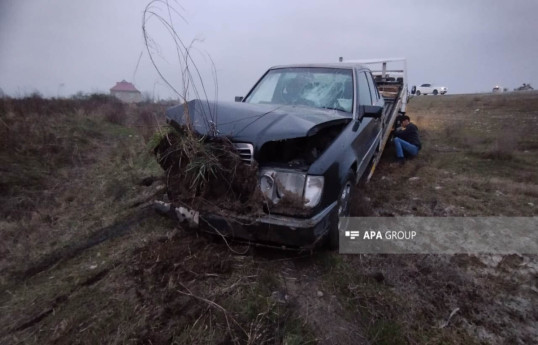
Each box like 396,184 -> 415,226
351,71 -> 381,176
421,84 -> 432,94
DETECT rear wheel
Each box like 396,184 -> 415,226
328,170 -> 355,250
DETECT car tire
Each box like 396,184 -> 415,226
328,170 -> 355,250
433,89 -> 438,95
416,90 -> 421,96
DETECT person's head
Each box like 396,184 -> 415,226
401,115 -> 410,127
285,77 -> 305,100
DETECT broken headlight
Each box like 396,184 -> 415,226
304,175 -> 324,207
259,169 -> 324,208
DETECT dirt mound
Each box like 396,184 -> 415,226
154,128 -> 263,215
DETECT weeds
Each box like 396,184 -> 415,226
482,140 -> 515,160
101,101 -> 127,125
0,95 -> 166,281
2,39 -> 538,345
141,1 -> 263,218
152,127 -> 262,214
319,255 -> 404,341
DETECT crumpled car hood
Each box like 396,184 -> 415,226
166,99 -> 352,149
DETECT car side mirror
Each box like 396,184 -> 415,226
235,96 -> 244,102
362,105 -> 383,119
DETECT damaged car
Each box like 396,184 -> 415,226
157,63 -> 391,249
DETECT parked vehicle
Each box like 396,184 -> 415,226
514,83 -> 534,91
492,85 -> 508,93
156,59 -> 408,249
413,83 -> 447,96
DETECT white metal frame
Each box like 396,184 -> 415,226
339,58 -> 409,181
340,58 -> 408,112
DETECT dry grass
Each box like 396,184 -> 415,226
344,91 -> 538,344
1,92 -> 537,345
356,92 -> 538,217
0,96 -> 166,273
0,96 -> 315,345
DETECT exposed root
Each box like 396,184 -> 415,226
202,216 -> 252,255
153,127 -> 264,216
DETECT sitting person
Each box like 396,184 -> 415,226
393,115 -> 421,164
282,77 -> 315,106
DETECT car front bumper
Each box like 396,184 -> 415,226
153,200 -> 337,249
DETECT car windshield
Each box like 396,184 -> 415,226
244,67 -> 354,113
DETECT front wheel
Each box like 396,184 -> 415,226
433,89 -> 439,95
416,90 -> 421,96
328,170 -> 355,250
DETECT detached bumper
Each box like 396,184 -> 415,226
154,201 -> 337,249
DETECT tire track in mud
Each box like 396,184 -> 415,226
4,206 -> 155,338
14,206 -> 154,280
12,295 -> 68,333
6,268 -> 111,336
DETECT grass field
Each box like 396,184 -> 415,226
1,92 -> 537,344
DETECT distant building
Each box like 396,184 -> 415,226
110,80 -> 142,103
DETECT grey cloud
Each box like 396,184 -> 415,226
1,0 -> 537,100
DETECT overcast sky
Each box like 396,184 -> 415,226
1,0 -> 537,101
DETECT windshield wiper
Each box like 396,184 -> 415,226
321,106 -> 344,112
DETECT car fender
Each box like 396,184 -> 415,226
308,118 -> 380,208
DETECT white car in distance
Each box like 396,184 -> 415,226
414,83 -> 447,96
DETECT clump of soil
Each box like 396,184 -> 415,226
131,232 -> 234,287
153,127 -> 263,215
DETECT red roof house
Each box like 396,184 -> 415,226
110,80 -> 142,103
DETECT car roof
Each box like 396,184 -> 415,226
269,63 -> 367,71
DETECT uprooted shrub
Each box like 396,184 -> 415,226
153,127 -> 263,215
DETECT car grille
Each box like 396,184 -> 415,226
233,143 -> 254,164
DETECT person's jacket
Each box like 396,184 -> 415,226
394,123 -> 421,149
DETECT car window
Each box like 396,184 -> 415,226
247,73 -> 280,104
357,72 -> 372,106
365,72 -> 379,103
245,67 -> 354,113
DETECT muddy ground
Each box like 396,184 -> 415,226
1,92 -> 537,344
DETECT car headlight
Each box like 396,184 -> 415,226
304,175 -> 324,207
259,169 -> 324,208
